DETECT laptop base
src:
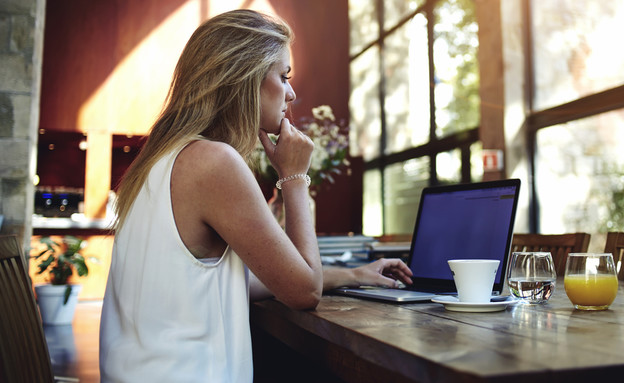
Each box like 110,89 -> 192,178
332,287 -> 437,303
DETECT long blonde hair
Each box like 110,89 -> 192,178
114,9 -> 293,229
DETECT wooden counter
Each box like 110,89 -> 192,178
251,279 -> 624,383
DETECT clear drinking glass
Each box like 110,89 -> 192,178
564,253 -> 618,311
507,252 -> 557,304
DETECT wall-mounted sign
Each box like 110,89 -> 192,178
482,149 -> 504,172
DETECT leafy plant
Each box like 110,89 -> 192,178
32,236 -> 89,304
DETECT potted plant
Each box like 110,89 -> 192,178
31,236 -> 89,325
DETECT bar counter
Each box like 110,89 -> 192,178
32,215 -> 113,234
251,278 -> 624,383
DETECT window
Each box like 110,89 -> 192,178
531,1 -> 624,110
349,0 -> 480,236
536,113 -> 624,234
350,0 -> 624,238
527,0 -> 624,238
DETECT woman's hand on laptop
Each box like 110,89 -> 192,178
323,258 -> 413,290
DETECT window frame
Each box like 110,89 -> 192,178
350,0 -> 480,235
522,0 -> 624,232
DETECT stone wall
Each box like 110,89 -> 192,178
0,0 -> 45,251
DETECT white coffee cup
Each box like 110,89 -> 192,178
448,259 -> 500,303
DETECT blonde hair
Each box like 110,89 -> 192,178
113,9 -> 293,229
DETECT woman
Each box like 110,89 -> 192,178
100,9 -> 412,382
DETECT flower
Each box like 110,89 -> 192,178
255,105 -> 350,188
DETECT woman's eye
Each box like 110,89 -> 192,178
281,75 -> 292,83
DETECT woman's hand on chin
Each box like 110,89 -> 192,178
258,118 -> 313,178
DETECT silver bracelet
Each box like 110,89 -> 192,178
276,173 -> 311,189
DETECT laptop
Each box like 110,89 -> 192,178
333,178 -> 521,302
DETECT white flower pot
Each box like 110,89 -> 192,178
35,284 -> 82,325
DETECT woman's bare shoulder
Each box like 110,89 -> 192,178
181,139 -> 242,162
173,139 -> 257,198
170,140 -> 259,259
176,140 -> 249,175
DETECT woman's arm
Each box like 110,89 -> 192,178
250,258 -> 414,302
322,258 -> 414,291
175,139 -> 322,310
211,151 -> 322,309
249,272 -> 273,301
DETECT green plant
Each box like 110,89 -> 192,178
32,236 -> 89,304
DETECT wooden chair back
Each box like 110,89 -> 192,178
0,235 -> 55,383
604,232 -> 624,281
511,233 -> 591,277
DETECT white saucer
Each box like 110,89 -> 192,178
431,296 -> 515,312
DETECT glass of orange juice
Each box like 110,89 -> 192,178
564,253 -> 618,311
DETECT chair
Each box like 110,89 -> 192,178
603,232 -> 624,281
511,232 -> 591,276
0,235 -> 55,383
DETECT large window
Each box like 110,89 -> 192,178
349,0 -> 480,236
350,0 -> 624,239
527,0 -> 624,240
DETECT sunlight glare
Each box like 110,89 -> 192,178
78,0 -> 279,137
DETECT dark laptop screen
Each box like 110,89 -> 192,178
407,180 -> 520,292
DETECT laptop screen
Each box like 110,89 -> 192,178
407,179 -> 520,293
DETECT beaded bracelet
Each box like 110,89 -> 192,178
275,173 -> 311,189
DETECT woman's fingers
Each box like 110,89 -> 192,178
259,118 -> 313,178
258,128 -> 276,154
376,258 -> 413,285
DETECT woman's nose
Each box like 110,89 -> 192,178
286,83 -> 296,103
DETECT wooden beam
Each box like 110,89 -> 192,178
529,85 -> 624,131
84,131 -> 111,219
363,128 -> 479,171
475,0 -> 506,181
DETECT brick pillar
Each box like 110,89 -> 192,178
0,0 -> 46,252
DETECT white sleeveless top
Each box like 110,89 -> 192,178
99,146 -> 252,382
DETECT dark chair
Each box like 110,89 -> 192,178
0,235 -> 55,383
511,233 -> 591,276
603,232 -> 624,281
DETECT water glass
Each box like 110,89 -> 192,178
507,252 -> 556,304
564,253 -> 618,311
